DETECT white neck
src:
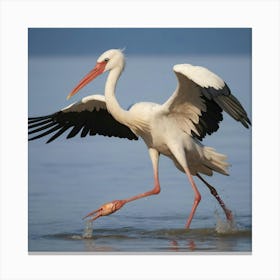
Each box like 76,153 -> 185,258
104,66 -> 130,126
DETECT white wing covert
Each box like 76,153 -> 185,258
163,64 -> 251,140
28,95 -> 138,143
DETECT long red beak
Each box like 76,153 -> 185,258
67,61 -> 107,100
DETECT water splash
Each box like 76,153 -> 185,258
82,220 -> 93,239
214,211 -> 238,234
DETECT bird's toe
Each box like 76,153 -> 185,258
83,200 -> 126,221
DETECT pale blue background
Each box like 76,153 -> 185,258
29,28 -> 251,56
28,28 -> 252,252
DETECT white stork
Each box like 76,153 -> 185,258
29,49 -> 251,229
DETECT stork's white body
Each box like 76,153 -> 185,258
127,101 -> 225,176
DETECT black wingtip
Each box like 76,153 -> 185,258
240,115 -> 251,129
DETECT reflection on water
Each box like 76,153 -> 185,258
35,225 -> 251,253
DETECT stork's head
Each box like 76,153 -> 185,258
98,49 -> 125,72
67,49 -> 125,100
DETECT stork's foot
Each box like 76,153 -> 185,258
83,200 -> 126,221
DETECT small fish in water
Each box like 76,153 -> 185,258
83,220 -> 93,239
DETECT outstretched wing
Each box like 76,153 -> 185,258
162,64 -> 251,141
28,95 -> 138,143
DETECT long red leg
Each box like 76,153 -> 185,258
122,148 -> 160,204
83,148 -> 161,221
184,167 -> 201,229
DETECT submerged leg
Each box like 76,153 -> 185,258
83,148 -> 161,222
196,173 -> 233,222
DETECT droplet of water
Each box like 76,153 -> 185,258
71,235 -> 83,240
83,220 -> 93,239
214,211 -> 238,234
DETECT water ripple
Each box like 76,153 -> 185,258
43,227 -> 251,241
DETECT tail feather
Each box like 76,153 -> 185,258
202,146 -> 230,176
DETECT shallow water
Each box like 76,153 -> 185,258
28,55 -> 251,253
28,136 -> 251,253
29,217 -> 251,253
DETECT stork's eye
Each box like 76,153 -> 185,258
104,58 -> 110,62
